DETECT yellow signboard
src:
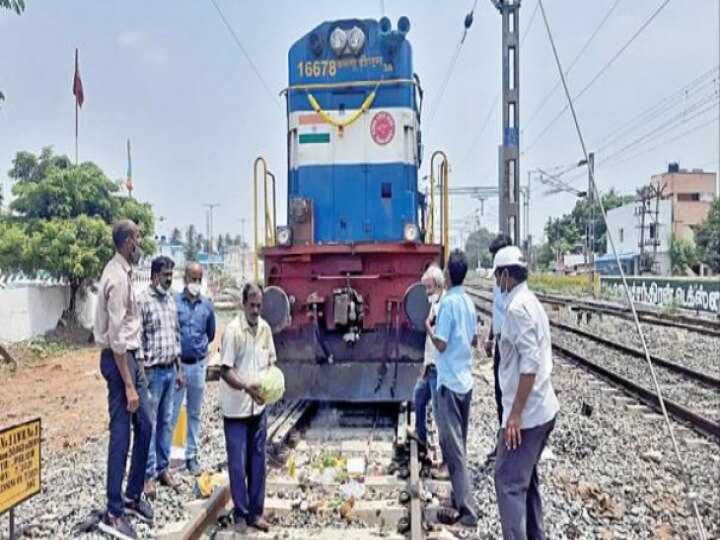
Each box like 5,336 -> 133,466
0,418 -> 41,514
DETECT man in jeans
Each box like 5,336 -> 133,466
426,249 -> 479,531
171,262 -> 216,476
407,264 -> 444,451
494,246 -> 559,540
138,256 -> 182,497
95,220 -> 153,540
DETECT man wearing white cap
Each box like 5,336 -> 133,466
492,246 -> 559,540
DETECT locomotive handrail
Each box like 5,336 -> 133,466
285,78 -> 417,92
253,156 -> 276,282
429,150 -> 450,266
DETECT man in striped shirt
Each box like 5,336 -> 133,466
138,256 -> 182,496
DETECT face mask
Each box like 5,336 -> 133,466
428,293 -> 439,304
130,242 -> 142,265
187,283 -> 201,297
155,283 -> 169,296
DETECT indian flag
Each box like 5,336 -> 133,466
298,113 -> 330,144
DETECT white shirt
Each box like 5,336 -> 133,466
219,313 -> 276,419
423,298 -> 440,366
498,281 -> 559,429
492,285 -> 506,337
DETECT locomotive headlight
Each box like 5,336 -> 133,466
347,26 -> 365,54
329,27 -> 347,56
276,226 -> 292,247
403,223 -> 420,243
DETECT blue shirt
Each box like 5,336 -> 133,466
492,285 -> 507,337
175,292 -> 216,360
433,285 -> 477,394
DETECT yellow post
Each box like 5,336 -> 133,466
430,150 -> 450,265
253,156 -> 268,283
172,403 -> 187,447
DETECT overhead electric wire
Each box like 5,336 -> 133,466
425,0 -> 479,127
524,0 -> 623,131
543,66 -> 719,180
525,0 -> 672,154
537,3 -> 709,536
594,68 -> 718,152
209,0 -> 281,109
457,0 -> 540,171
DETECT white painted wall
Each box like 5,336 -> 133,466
605,200 -> 672,256
0,285 -> 70,343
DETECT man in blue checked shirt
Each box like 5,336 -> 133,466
171,262 -> 216,476
138,256 -> 182,497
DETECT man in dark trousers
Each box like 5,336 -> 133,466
94,220 -> 153,540
484,233 -> 513,463
426,249 -> 479,532
494,246 -> 559,540
219,283 -> 275,533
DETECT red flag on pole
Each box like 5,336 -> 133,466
73,48 -> 84,108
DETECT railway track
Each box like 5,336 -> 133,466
467,288 -> 720,442
469,282 -> 720,338
170,401 -> 450,540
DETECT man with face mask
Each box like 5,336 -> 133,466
484,234 -> 513,464
138,256 -> 182,497
219,283 -> 275,533
95,220 -> 153,540
171,262 -> 216,476
407,264 -> 444,453
493,246 -> 559,540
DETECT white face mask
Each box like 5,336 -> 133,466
187,283 -> 201,297
428,293 -> 439,304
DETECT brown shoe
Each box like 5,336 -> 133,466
248,517 -> 270,532
143,477 -> 156,499
158,470 -> 180,490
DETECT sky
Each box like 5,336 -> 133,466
1,0 -> 718,248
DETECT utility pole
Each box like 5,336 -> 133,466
587,152 -> 595,294
203,203 -> 220,255
492,0 -> 521,246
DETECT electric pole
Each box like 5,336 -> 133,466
587,152 -> 595,293
492,0 -> 521,246
203,203 -> 220,255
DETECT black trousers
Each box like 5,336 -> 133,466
494,342 -> 503,426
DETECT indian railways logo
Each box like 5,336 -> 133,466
370,111 -> 395,145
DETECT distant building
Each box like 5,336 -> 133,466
650,163 -> 717,240
602,199 -> 672,275
158,243 -> 186,268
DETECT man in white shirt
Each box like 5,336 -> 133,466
219,283 -> 275,533
407,264 -> 444,449
493,246 -> 559,540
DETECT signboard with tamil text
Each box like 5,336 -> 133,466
600,276 -> 720,315
0,418 -> 42,515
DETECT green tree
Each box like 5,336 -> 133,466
694,198 -> 720,272
217,234 -> 225,253
0,147 -> 155,318
185,225 -> 198,261
464,227 -> 495,270
224,233 -> 233,248
170,227 -> 183,245
533,243 -> 556,271
544,189 -> 633,254
0,0 -> 25,14
669,233 -> 698,275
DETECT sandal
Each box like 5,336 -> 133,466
436,507 -> 460,525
